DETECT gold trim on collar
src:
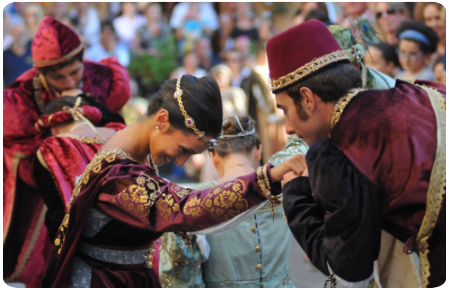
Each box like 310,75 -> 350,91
33,43 -> 84,67
268,50 -> 350,92
330,88 -> 364,130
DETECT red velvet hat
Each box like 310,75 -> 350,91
266,20 -> 350,93
31,16 -> 84,68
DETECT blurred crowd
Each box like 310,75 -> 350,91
3,2 -> 446,182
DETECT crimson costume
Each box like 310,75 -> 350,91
266,20 -> 446,288
3,16 -> 130,284
41,148 -> 280,287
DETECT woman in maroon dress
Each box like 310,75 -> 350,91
42,75 -> 306,287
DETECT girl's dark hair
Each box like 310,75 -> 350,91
396,20 -> 439,54
374,42 -> 400,67
147,75 -> 223,139
43,95 -> 125,126
211,116 -> 261,157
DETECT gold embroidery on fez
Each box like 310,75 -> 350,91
156,193 -> 179,221
200,179 -> 248,220
117,173 -> 161,219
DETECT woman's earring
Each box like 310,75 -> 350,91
156,126 -> 159,129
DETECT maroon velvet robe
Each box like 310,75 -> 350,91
3,58 -> 130,284
42,148 -> 280,287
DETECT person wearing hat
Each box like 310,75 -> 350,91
3,16 -> 130,285
266,20 -> 445,288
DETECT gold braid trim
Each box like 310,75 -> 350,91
268,50 -> 350,92
410,84 -> 446,288
256,164 -> 272,199
330,88 -> 365,130
33,43 -> 84,67
61,134 -> 107,144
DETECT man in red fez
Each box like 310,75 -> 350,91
266,20 -> 445,288
3,16 -> 131,285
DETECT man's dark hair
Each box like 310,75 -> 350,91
305,9 -> 330,23
38,50 -> 84,75
147,75 -> 223,139
101,20 -> 116,33
284,63 -> 362,106
396,20 -> 439,54
374,42 -> 400,67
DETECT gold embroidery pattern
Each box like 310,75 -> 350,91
198,179 -> 249,220
54,148 -> 134,255
184,196 -> 202,217
330,88 -> 365,130
61,134 -> 107,144
268,50 -> 350,92
170,184 -> 192,199
115,178 -> 133,192
257,164 -> 271,198
118,173 -> 161,219
156,193 -> 179,221
412,84 -> 446,288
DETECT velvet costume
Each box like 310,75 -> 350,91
3,17 -> 130,283
41,148 -> 281,287
283,79 -> 446,287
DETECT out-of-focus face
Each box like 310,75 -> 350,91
234,36 -> 251,58
398,39 -> 428,73
375,3 -> 407,34
150,127 -> 209,167
10,23 -> 27,45
195,38 -> 211,58
341,2 -> 368,16
434,63 -> 446,85
225,51 -> 243,73
24,6 -> 37,26
423,4 -> 445,41
122,2 -> 136,17
43,60 -> 84,94
183,52 -> 199,71
146,4 -> 162,22
364,46 -> 395,77
213,72 -> 230,89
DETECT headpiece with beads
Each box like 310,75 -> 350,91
173,77 -> 218,149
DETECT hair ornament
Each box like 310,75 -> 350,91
219,116 -> 256,139
173,77 -> 218,149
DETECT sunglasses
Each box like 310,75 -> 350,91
376,6 -> 400,19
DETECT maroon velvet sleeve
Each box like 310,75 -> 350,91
95,164 -> 280,232
99,57 -> 131,113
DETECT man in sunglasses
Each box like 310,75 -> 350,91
374,3 -> 410,45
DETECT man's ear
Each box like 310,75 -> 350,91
155,109 -> 170,132
299,87 -> 317,112
209,151 -> 220,169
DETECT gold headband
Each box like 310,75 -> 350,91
173,77 -> 218,149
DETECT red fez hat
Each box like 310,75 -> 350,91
32,16 -> 84,68
266,20 -> 350,93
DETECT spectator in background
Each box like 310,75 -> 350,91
23,3 -> 44,41
395,20 -> 439,81
433,56 -> 446,85
210,64 -> 247,118
134,3 -> 175,56
86,21 -> 130,67
233,35 -> 255,68
224,50 -> 251,87
170,50 -> 207,79
51,2 -> 69,21
194,37 -> 220,71
113,2 -> 146,48
230,3 -> 259,41
422,3 -> 446,62
69,2 -> 101,47
175,3 -> 211,54
0,14 -> 13,54
305,9 -> 332,25
338,2 -> 375,28
374,3 -> 410,46
3,20 -> 33,87
170,2 -> 219,37
292,2 -> 328,26
364,42 -> 401,78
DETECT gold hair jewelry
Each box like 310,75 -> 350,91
173,77 -> 218,149
62,97 -> 103,138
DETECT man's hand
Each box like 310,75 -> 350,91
270,154 -> 308,183
283,167 -> 308,185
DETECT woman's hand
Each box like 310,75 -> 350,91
270,154 -> 307,183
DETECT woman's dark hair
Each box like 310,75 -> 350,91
43,95 -> 124,126
211,116 -> 261,157
374,42 -> 400,67
284,63 -> 362,106
38,51 -> 84,75
396,20 -> 439,54
147,75 -> 223,139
